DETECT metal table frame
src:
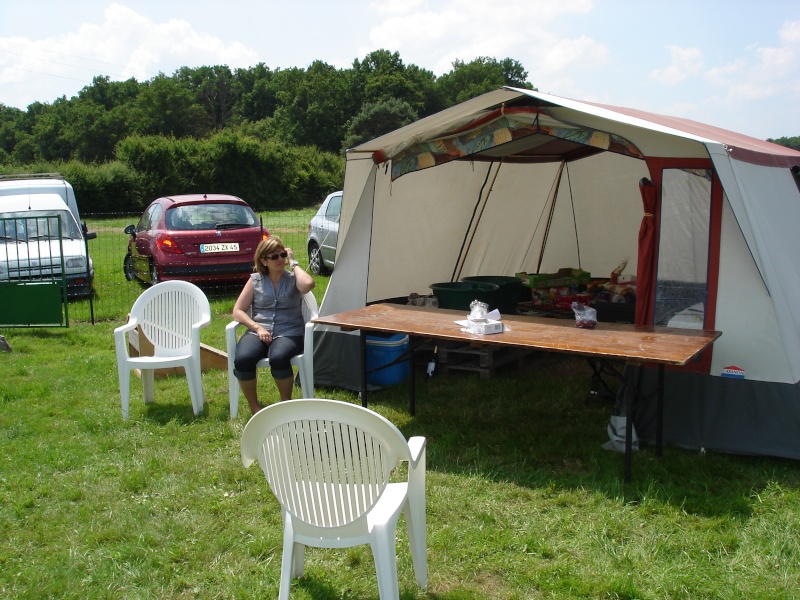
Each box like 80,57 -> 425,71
314,304 -> 720,482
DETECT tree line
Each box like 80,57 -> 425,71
0,51 -> 533,212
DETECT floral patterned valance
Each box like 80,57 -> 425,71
373,106 -> 644,181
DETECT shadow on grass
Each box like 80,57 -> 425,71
348,352 -> 799,519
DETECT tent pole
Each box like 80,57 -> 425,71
452,160 -> 503,281
536,161 -> 566,274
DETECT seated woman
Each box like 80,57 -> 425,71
232,236 -> 315,414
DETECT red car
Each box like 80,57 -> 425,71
123,194 -> 268,286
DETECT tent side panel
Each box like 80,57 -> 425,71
312,329 -> 363,391
711,197 -> 792,382
635,367 -> 800,460
711,152 -> 800,383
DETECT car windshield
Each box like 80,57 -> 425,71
166,203 -> 258,231
0,210 -> 82,241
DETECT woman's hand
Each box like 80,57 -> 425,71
285,247 -> 295,262
255,324 -> 272,343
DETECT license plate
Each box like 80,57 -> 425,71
200,243 -> 239,253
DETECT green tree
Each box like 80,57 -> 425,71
768,135 -> 800,151
63,99 -> 131,163
77,75 -> 139,110
437,56 -> 534,106
174,65 -> 242,130
131,74 -> 210,138
351,50 -> 435,116
0,104 -> 24,163
342,98 -> 418,151
265,62 -> 353,153
30,97 -> 72,161
233,63 -> 277,123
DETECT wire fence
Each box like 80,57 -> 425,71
62,210 -> 316,324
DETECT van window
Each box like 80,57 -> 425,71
0,210 -> 81,240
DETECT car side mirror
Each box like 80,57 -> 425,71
82,222 -> 97,240
124,224 -> 136,237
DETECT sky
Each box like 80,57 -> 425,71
1,0 -> 798,140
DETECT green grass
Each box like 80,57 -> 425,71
2,212 -> 800,598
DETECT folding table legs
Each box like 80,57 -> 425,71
358,330 -> 417,416
624,362 -> 666,483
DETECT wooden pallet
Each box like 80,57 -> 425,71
437,340 -> 533,380
128,325 -> 227,378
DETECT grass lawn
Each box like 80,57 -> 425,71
1,319 -> 800,599
2,213 -> 800,598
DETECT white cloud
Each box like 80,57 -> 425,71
364,0 -> 604,76
703,20 -> 800,102
0,3 -> 259,107
649,46 -> 705,85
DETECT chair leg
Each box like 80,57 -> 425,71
229,371 -> 240,419
404,500 -> 427,588
118,365 -> 131,419
279,517 -> 304,600
370,525 -> 400,600
299,366 -> 314,399
184,360 -> 205,416
141,369 -> 155,405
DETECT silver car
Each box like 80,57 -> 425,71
307,191 -> 341,275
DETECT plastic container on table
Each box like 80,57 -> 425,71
461,276 -> 523,314
429,281 -> 500,312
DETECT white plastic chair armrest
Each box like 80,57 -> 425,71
113,319 -> 137,336
113,320 -> 137,356
407,436 -> 427,469
225,320 -> 243,348
192,318 -> 211,335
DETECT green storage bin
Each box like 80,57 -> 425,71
429,281 -> 500,312
461,276 -> 523,314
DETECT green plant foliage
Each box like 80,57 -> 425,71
59,160 -> 147,213
114,131 -> 343,209
342,97 -> 419,151
768,135 -> 800,151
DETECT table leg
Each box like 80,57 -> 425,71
656,364 -> 665,458
408,336 -> 416,416
624,362 -> 637,484
360,329 -> 368,408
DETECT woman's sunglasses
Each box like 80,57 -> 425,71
265,251 -> 288,260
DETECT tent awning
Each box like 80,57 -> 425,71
353,88 -> 800,170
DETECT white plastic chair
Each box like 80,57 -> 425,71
225,291 -> 318,418
114,281 -> 211,419
241,398 -> 427,600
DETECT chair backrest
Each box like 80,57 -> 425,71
129,281 -> 211,357
301,290 -> 319,324
242,399 -> 411,529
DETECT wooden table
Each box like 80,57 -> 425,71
314,303 -> 721,482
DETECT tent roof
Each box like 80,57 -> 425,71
352,88 -> 800,169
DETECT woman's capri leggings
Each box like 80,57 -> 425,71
233,333 -> 304,381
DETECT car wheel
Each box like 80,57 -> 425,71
308,242 -> 328,275
123,253 -> 136,281
149,261 -> 160,285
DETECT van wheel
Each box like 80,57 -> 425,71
149,261 -> 160,285
308,243 -> 328,275
123,253 -> 136,281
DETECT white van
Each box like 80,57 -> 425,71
0,174 -> 85,224
0,193 -> 94,297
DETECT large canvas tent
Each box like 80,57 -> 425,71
314,87 -> 800,460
